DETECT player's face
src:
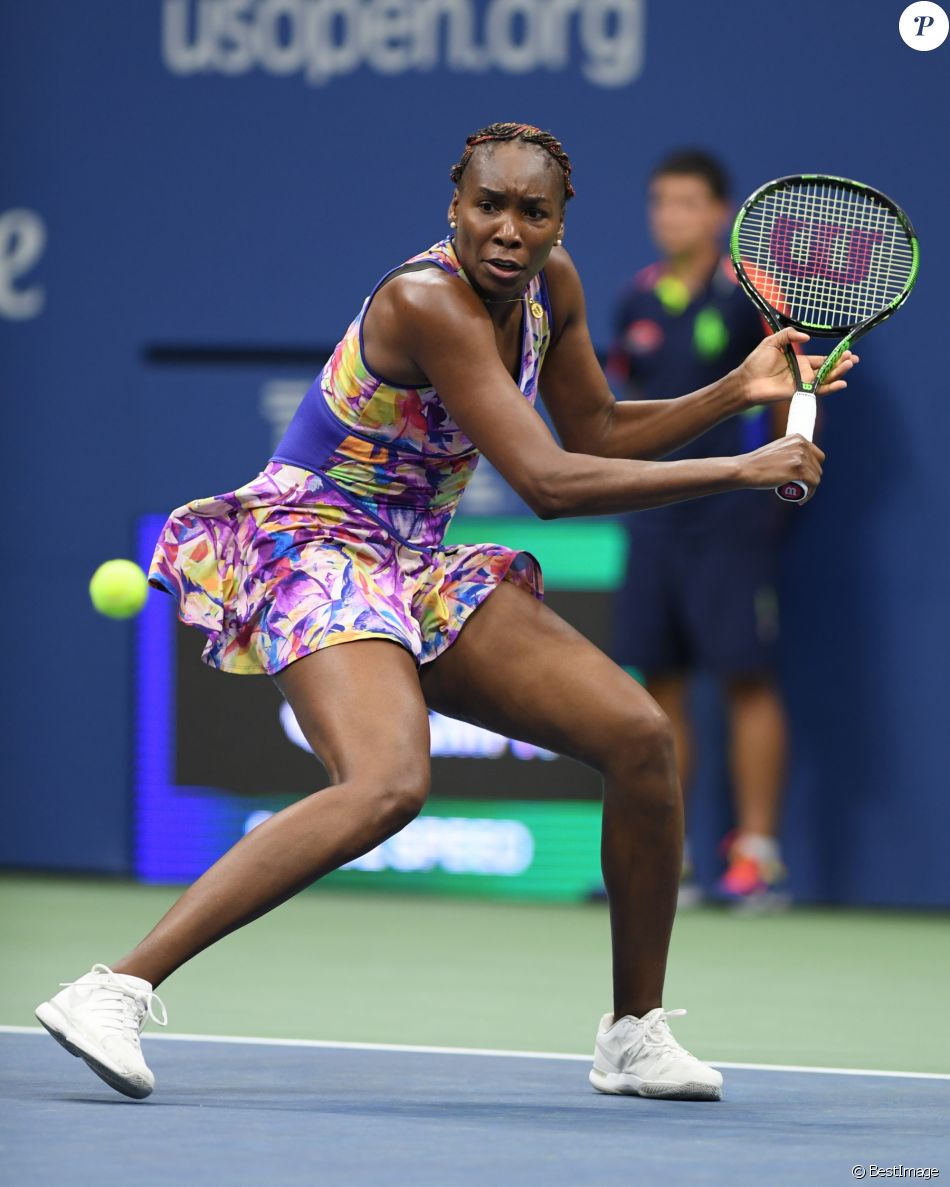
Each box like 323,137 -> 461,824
449,142 -> 564,298
648,174 -> 729,258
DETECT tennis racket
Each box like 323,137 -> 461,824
730,175 -> 919,502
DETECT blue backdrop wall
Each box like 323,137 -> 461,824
2,0 -> 948,905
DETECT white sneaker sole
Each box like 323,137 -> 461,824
589,1067 -> 722,1101
34,1001 -> 153,1100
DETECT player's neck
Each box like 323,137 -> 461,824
484,293 -> 525,329
663,242 -> 721,296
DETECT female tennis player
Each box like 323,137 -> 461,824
36,124 -> 854,1103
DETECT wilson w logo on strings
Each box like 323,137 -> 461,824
769,216 -> 884,285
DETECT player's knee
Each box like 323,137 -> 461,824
374,761 -> 431,831
606,703 -> 676,783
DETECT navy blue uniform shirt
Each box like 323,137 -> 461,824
609,257 -> 777,536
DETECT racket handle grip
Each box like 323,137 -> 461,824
775,391 -> 817,504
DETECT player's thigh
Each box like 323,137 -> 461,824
274,638 -> 431,790
419,581 -> 673,776
679,537 -> 779,674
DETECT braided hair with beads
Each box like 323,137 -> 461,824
450,123 -> 575,203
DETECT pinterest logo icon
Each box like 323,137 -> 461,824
899,2 -> 949,49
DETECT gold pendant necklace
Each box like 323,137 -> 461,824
483,295 -> 545,320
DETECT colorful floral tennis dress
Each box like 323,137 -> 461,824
149,238 -> 551,675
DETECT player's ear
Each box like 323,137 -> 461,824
448,192 -> 459,229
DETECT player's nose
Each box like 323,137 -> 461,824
492,216 -> 522,247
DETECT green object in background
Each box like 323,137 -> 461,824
326,799 -> 603,902
654,274 -> 691,315
445,517 -> 628,591
741,403 -> 767,420
693,306 -> 729,360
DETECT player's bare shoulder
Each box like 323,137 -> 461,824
363,263 -> 492,384
541,245 -> 587,341
374,264 -> 483,327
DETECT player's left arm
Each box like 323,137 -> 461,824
539,249 -> 856,460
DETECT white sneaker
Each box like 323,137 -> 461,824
35,963 -> 167,1099
589,1008 -> 723,1101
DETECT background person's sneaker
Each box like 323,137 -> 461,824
589,1008 -> 723,1100
35,963 -> 167,1099
717,832 -> 790,912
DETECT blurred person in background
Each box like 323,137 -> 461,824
608,150 -> 790,909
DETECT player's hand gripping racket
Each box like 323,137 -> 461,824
730,175 -> 919,502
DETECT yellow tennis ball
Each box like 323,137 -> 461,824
89,559 -> 149,619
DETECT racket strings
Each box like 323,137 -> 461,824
738,181 -> 915,329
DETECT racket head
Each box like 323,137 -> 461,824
730,175 -> 919,339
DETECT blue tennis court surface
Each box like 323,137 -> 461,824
3,1030 -> 947,1186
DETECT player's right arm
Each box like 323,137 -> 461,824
379,272 -> 823,516
539,247 -> 852,462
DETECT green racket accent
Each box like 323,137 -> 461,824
814,336 -> 853,387
907,235 -> 921,291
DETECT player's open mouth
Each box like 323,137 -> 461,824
484,258 -> 524,281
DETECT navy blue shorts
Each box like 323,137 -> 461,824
613,530 -> 780,677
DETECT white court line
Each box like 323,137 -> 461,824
5,1024 -> 949,1081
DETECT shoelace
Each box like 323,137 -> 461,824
60,963 -> 168,1033
638,1008 -> 690,1054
